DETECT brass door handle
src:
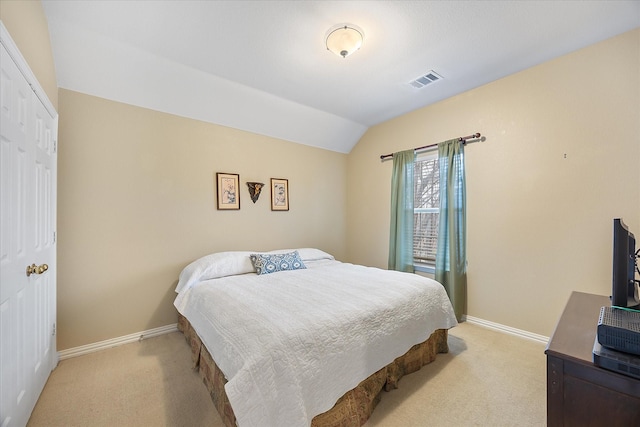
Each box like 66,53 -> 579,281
26,263 -> 49,277
26,264 -> 36,276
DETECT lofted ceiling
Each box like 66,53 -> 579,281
41,1 -> 640,153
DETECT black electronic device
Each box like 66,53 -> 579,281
597,306 -> 640,356
593,337 -> 640,380
611,218 -> 639,309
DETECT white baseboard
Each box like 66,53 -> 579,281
57,317 -> 547,361
58,323 -> 178,361
463,315 -> 549,345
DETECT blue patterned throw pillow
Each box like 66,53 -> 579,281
250,251 -> 307,275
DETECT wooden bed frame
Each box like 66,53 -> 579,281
178,314 -> 449,427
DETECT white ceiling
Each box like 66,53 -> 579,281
41,1 -> 640,153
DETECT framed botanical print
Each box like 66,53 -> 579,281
270,178 -> 289,211
216,173 -> 240,210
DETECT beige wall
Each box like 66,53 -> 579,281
57,90 -> 347,349
5,1 -> 639,347
347,29 -> 640,337
0,0 -> 58,109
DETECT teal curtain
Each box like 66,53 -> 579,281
435,139 -> 466,321
388,149 -> 416,272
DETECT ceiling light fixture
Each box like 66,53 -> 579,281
325,24 -> 364,58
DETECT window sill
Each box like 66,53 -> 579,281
414,264 -> 435,274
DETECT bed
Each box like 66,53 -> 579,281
174,248 -> 458,427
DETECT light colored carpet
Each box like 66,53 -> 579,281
27,322 -> 546,427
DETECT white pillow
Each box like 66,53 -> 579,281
175,248 -> 335,294
280,248 -> 335,262
175,251 -> 254,293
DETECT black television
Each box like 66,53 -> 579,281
611,218 -> 640,309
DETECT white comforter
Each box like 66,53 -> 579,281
174,254 -> 457,427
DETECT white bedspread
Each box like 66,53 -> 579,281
174,258 -> 457,427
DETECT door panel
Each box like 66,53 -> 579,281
1,38 -> 33,427
1,28 -> 57,427
31,95 -> 56,399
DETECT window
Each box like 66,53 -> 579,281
414,153 -> 439,267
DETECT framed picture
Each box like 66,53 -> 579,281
216,173 -> 240,210
270,178 -> 289,211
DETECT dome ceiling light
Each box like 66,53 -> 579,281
325,24 -> 364,58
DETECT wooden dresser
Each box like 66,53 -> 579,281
545,291 -> 640,426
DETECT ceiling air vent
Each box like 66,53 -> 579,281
409,70 -> 443,89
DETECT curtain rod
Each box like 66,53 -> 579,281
379,132 -> 482,160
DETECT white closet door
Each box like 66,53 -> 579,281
1,24 -> 58,427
